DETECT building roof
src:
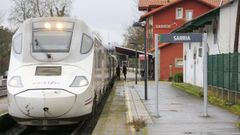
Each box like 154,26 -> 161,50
139,0 -> 177,10
139,0 -> 230,10
140,0 -> 223,21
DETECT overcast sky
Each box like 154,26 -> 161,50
0,0 -> 141,45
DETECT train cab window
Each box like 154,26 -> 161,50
32,22 -> 73,52
81,34 -> 93,54
13,34 -> 22,54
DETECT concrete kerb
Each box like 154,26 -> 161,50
124,81 -> 153,125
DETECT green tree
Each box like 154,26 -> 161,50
0,26 -> 13,75
123,26 -> 144,51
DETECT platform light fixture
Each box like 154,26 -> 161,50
132,21 -> 148,100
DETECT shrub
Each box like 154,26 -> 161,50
173,73 -> 183,82
128,117 -> 147,132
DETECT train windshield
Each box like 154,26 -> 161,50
32,22 -> 74,52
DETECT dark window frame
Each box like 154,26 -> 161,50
13,33 -> 23,54
32,21 -> 74,53
80,33 -> 94,54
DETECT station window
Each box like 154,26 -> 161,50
214,33 -> 218,44
175,58 -> 183,68
198,48 -> 202,57
199,42 -> 202,47
186,10 -> 193,21
176,8 -> 183,19
213,18 -> 218,44
13,33 -> 22,54
81,34 -> 93,54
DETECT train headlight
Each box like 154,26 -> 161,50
56,22 -> 63,29
70,76 -> 89,87
44,22 -> 51,29
8,76 -> 23,88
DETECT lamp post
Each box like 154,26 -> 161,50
133,22 -> 148,100
135,45 -> 138,84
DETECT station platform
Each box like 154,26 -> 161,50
92,80 -> 152,135
93,72 -> 240,135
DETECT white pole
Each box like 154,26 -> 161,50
203,33 -> 208,117
155,34 -> 160,117
147,54 -> 149,80
138,57 -> 140,79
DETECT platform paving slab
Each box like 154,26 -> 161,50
136,81 -> 240,135
0,97 -> 7,114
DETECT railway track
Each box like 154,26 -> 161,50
1,107 -> 98,135
0,84 -> 113,135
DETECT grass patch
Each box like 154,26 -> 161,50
172,83 -> 203,98
128,117 -> 147,132
172,83 -> 240,116
235,120 -> 240,128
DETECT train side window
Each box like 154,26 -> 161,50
13,34 -> 22,54
98,51 -> 102,68
81,34 -> 93,54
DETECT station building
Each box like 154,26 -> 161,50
138,0 -> 229,80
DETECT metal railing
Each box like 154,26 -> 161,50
0,86 -> 7,97
0,78 -> 7,97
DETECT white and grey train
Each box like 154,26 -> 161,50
7,17 -> 117,126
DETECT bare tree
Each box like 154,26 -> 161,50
9,0 -> 72,26
122,0 -> 144,51
0,11 -> 5,25
123,26 -> 144,51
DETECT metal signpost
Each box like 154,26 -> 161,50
155,34 -> 160,117
203,33 -> 208,117
155,33 -> 207,117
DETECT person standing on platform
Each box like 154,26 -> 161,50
123,65 -> 127,81
116,65 -> 120,80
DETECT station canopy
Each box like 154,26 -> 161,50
115,46 -> 152,59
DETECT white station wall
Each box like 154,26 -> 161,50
184,42 -> 203,87
218,0 -> 238,53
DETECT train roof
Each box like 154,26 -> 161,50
28,17 -> 78,22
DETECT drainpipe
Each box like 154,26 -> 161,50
234,0 -> 240,52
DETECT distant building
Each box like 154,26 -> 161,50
138,0 -> 224,80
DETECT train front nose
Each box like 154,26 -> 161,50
15,89 -> 76,118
